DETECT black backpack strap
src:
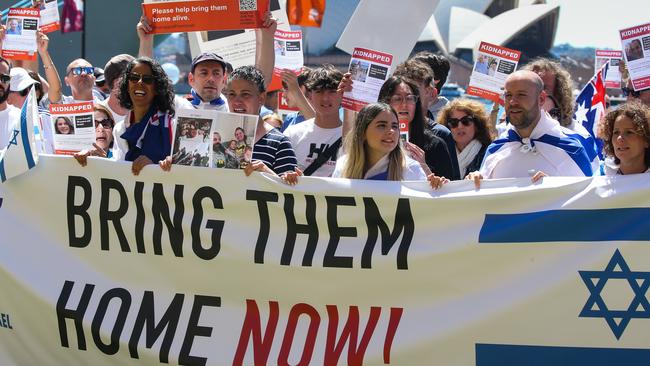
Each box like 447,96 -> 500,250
302,137 -> 342,176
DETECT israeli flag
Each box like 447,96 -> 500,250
0,87 -> 39,182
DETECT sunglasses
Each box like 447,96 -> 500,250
69,66 -> 94,76
127,73 -> 155,85
621,86 -> 642,98
0,73 -> 10,84
447,115 -> 474,128
95,119 -> 114,129
388,94 -> 419,105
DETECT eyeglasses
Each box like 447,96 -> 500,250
95,119 -> 113,129
69,67 -> 94,76
0,73 -> 10,84
127,72 -> 155,85
447,115 -> 475,128
622,86 -> 642,98
388,94 -> 419,105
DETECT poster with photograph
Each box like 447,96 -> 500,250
172,109 -> 257,169
268,29 -> 303,91
467,42 -> 521,103
49,102 -> 96,154
620,22 -> 650,91
1,8 -> 39,61
142,0 -> 268,35
33,0 -> 60,33
342,47 -> 393,112
595,50 -> 623,89
185,0 -> 290,71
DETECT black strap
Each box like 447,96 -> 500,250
302,137 -> 342,176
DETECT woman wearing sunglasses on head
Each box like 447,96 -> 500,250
111,57 -> 176,175
74,104 -> 116,166
598,101 -> 650,175
438,99 -> 494,178
325,102 -> 447,189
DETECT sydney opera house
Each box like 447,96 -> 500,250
300,0 -> 560,87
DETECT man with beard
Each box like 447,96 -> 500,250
0,57 -> 21,149
467,71 -> 592,188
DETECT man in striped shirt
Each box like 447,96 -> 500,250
225,65 -> 297,176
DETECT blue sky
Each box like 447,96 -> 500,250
549,0 -> 647,49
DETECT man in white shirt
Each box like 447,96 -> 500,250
467,70 -> 592,188
283,65 -> 343,177
0,57 -> 21,149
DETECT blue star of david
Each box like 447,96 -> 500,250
8,129 -> 19,146
579,249 -> 650,339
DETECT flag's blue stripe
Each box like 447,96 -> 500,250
20,100 -> 35,169
476,344 -> 650,366
478,208 -> 650,243
0,157 -> 6,183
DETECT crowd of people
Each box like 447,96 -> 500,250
0,9 -> 649,190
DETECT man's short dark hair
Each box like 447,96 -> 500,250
393,59 -> 434,87
305,64 -> 342,91
297,67 -> 312,88
412,51 -> 450,92
104,54 -> 135,91
228,65 -> 266,93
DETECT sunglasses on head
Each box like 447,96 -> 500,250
69,66 -> 94,76
0,73 -> 10,84
622,86 -> 642,98
95,119 -> 113,129
127,73 -> 155,85
447,115 -> 474,128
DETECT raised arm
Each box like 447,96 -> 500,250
281,69 -> 314,118
137,13 -> 154,58
255,11 -> 276,89
37,31 -> 61,103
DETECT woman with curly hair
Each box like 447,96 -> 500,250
523,58 -> 575,128
113,57 -> 176,175
598,101 -> 650,175
438,98 -> 494,178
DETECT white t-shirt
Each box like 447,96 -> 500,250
0,105 -> 21,148
333,154 -> 427,180
283,118 -> 341,177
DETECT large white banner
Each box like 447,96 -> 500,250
0,156 -> 649,365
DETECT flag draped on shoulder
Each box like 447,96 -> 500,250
574,62 -> 608,157
287,0 -> 325,27
0,87 -> 39,182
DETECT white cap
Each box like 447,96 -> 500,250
9,67 -> 39,92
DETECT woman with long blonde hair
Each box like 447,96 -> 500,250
331,102 -> 447,188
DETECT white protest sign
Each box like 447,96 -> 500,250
595,49 -> 623,89
467,41 -> 521,103
342,47 -> 393,112
336,0 -> 438,65
49,102 -> 96,155
1,8 -> 39,61
620,22 -> 650,90
1,157 -> 650,365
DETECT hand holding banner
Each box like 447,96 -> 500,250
142,0 -> 269,35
